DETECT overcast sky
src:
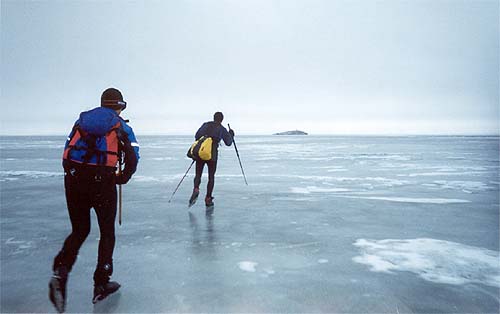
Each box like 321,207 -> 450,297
1,0 -> 499,135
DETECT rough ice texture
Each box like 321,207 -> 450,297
353,238 -> 500,287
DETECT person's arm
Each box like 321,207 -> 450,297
195,123 -> 208,140
220,126 -> 233,146
62,119 -> 79,169
116,121 -> 139,185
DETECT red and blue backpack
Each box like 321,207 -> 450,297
63,107 -> 123,168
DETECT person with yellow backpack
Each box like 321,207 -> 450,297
188,112 -> 234,208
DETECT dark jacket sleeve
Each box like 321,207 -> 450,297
118,121 -> 139,183
220,126 -> 233,146
195,122 -> 208,140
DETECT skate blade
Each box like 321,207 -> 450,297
92,285 -> 120,304
188,198 -> 198,207
49,278 -> 65,313
92,294 -> 104,304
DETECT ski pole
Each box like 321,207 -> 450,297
118,119 -> 129,225
118,153 -> 123,225
228,124 -> 248,185
168,160 -> 196,203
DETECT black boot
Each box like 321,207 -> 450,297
189,187 -> 200,207
205,196 -> 214,207
92,281 -> 121,304
49,266 -> 68,313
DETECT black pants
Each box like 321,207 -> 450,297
194,160 -> 217,198
53,166 -> 117,285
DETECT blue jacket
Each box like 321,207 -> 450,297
195,121 -> 233,146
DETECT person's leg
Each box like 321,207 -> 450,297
53,173 -> 92,272
193,160 -> 204,190
92,178 -> 117,286
91,175 -> 123,303
206,160 -> 217,205
190,160 -> 205,205
50,170 -> 92,313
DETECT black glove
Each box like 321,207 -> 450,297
115,174 -> 130,185
229,129 -> 235,137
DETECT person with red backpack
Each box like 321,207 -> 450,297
49,88 -> 139,312
189,112 -> 234,208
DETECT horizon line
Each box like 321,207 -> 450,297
1,133 -> 499,137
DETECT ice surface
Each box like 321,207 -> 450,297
1,135 -> 499,313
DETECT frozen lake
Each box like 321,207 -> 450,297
1,135 -> 499,313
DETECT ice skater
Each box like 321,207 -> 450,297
49,88 -> 139,312
189,112 -> 234,208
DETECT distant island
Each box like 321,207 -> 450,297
273,130 -> 308,135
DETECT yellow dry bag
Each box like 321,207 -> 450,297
187,136 -> 214,161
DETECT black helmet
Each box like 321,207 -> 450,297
101,88 -> 127,110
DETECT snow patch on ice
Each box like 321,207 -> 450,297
333,177 -> 410,187
327,168 -> 348,172
151,157 -> 177,161
330,154 -> 411,161
403,171 -> 485,177
353,238 -> 500,287
271,196 -> 312,202
256,156 -> 280,161
133,176 -> 162,182
5,237 -> 24,245
5,238 -> 35,254
0,170 -> 62,179
312,166 -> 348,172
0,177 -> 19,182
318,259 -> 329,264
436,166 -> 488,172
338,196 -> 470,204
433,180 -> 490,192
290,186 -> 350,194
238,261 -> 258,272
